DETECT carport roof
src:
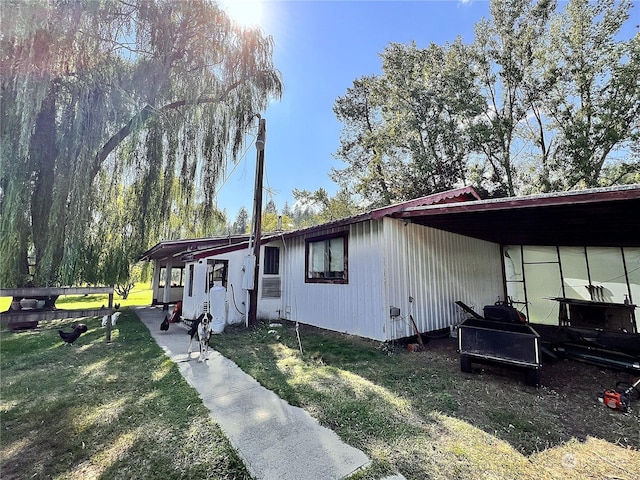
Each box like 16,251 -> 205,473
138,235 -> 250,262
393,184 -> 640,247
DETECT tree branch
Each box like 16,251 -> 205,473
92,79 -> 244,176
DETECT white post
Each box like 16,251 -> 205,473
162,258 -> 172,309
245,235 -> 253,328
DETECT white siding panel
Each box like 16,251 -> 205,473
256,241 -> 285,321
181,243 -> 285,325
384,218 -> 503,337
182,261 -> 208,320
282,218 -> 503,341
206,244 -> 285,324
281,221 -> 386,340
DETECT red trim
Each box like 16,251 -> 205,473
397,185 -> 640,219
370,186 -> 481,219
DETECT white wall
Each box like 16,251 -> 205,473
181,261 -> 208,320
280,221 -> 387,340
182,243 -> 284,324
222,245 -> 284,324
384,218 -> 504,339
257,239 -> 285,321
280,218 -> 503,341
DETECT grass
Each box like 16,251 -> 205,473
0,283 -> 153,313
0,310 -> 250,480
209,321 -> 640,480
3,311 -> 639,480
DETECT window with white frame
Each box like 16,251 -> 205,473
158,266 -> 185,288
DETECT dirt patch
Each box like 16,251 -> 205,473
417,335 -> 639,454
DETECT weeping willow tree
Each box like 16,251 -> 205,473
0,0 -> 282,287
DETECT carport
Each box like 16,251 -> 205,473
394,184 -> 640,248
139,235 -> 251,308
393,184 -> 640,370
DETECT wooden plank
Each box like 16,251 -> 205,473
1,308 -> 113,326
0,286 -> 113,297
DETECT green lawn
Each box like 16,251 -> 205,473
209,321 -> 640,480
3,308 -> 639,480
0,309 -> 250,480
0,283 -> 153,312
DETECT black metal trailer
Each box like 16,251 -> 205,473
458,317 -> 542,386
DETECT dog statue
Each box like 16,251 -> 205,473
187,313 -> 212,362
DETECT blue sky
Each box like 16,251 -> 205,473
214,0 -> 490,220
214,0 -> 638,221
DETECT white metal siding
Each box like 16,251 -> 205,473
181,243 -> 284,324
182,261 -> 208,320
280,221 -> 386,339
384,218 -> 503,338
225,250 -> 249,325
256,240 -> 285,321
280,218 -> 503,341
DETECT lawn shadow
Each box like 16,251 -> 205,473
248,321 -> 640,458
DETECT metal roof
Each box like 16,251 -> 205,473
138,235 -> 251,262
254,186 -> 482,242
394,184 -> 640,247
139,185 -> 640,262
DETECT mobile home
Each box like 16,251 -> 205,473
141,185 -> 640,343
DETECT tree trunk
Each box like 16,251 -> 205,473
30,87 -> 59,284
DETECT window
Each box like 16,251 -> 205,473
305,232 -> 348,284
159,266 -> 185,288
207,259 -> 228,289
188,264 -> 194,297
263,247 -> 280,275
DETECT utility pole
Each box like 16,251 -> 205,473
248,118 -> 266,326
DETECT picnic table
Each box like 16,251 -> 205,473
0,286 -> 114,330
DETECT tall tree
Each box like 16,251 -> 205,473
376,40 -> 483,199
0,0 -> 282,287
469,0 -> 555,196
232,207 -> 249,234
331,76 -> 393,207
331,0 -> 637,203
537,0 -> 640,189
292,187 -> 360,227
281,201 -> 293,218
333,39 -> 483,206
264,198 -> 278,215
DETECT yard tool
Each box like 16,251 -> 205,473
409,314 -> 425,350
599,377 -> 640,412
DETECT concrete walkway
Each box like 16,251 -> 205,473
135,307 -> 398,480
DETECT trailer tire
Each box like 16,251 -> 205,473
460,355 -> 472,373
526,368 -> 541,387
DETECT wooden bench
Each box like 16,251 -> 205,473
0,287 -> 114,330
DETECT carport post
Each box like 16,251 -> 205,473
162,258 -> 172,310
105,288 -> 114,343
